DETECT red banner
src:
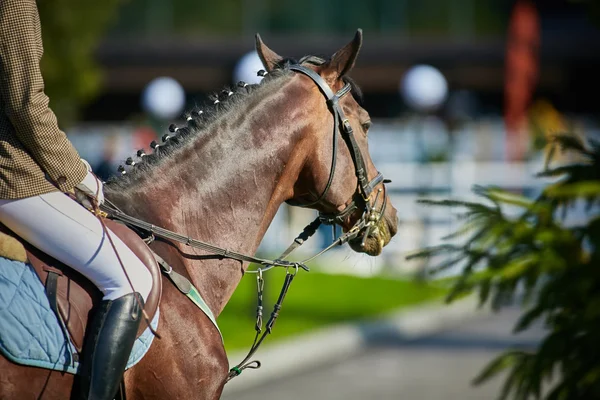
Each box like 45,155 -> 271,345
504,0 -> 540,161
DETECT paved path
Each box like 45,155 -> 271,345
222,307 -> 545,400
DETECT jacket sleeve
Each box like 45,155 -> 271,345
0,0 -> 86,191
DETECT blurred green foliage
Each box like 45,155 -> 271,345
38,1 -> 123,125
409,134 -> 600,399
219,269 -> 445,351
583,0 -> 600,27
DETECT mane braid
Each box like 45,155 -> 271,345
105,54 -> 363,193
105,66 -> 292,192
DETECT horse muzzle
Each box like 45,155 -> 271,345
346,199 -> 398,256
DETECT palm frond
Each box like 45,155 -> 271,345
548,134 -> 591,157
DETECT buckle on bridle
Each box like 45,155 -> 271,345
361,189 -> 372,203
342,119 -> 352,133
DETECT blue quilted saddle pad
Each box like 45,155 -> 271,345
0,257 -> 158,374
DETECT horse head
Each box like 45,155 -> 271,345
256,30 -> 398,256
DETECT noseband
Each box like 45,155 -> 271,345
287,64 -> 389,244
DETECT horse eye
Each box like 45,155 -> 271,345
361,121 -> 371,132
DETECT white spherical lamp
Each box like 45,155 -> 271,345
400,65 -> 448,112
233,51 -> 265,85
142,77 -> 186,120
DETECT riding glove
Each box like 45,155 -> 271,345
74,159 -> 105,208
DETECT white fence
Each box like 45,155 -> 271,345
258,159 -> 548,277
69,116 -> 594,277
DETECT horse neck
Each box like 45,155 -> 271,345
110,79 -> 315,314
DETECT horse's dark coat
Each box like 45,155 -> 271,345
0,31 -> 398,400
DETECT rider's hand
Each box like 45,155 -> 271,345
74,159 -> 105,209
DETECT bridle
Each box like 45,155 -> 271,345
287,64 -> 390,246
99,63 -> 392,382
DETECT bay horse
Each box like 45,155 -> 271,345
0,30 -> 398,399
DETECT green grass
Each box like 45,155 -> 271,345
218,270 -> 446,352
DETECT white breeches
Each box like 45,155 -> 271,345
0,191 -> 152,302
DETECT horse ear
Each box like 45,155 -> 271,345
255,33 -> 282,72
323,29 -> 363,80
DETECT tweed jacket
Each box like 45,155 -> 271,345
0,0 -> 86,200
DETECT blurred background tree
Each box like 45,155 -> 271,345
109,0 -> 507,37
409,134 -> 600,399
38,0 -> 124,126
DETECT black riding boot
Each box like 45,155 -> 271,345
80,292 -> 144,400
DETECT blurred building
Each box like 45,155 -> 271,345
67,0 -> 600,277
84,0 -> 600,121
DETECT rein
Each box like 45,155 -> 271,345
100,63 -> 390,383
100,201 -> 362,381
100,203 -> 311,273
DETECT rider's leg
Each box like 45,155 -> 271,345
0,191 -> 152,301
0,191 -> 153,400
83,291 -> 144,400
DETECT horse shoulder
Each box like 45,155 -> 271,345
125,282 -> 228,400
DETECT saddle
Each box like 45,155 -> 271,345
0,219 -> 162,353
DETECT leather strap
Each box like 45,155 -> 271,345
43,267 -> 74,363
155,256 -> 192,295
44,269 -> 60,315
287,64 -> 384,215
285,65 -> 348,208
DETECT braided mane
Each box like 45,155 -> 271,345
105,55 -> 361,192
